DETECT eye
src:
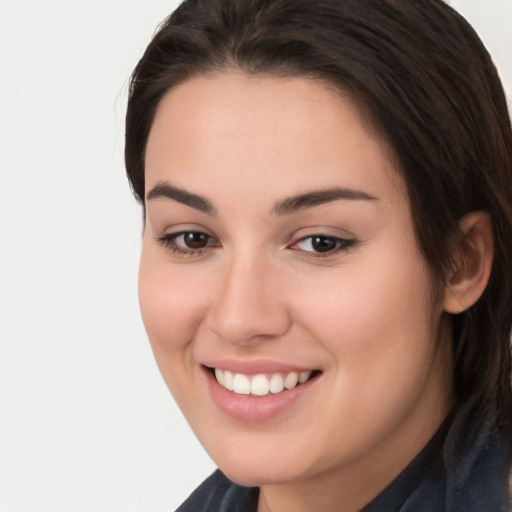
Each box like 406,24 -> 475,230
176,232 -> 210,249
292,234 -> 356,256
157,230 -> 220,255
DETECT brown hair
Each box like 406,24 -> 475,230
125,0 -> 512,431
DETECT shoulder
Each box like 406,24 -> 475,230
175,469 -> 259,512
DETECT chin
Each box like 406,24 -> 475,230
219,462 -> 297,488
208,440 -> 316,487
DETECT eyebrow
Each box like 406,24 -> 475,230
272,187 -> 377,215
146,181 -> 377,216
146,182 -> 216,215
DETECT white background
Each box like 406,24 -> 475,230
0,1 -> 510,510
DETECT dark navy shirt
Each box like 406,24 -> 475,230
176,401 -> 510,511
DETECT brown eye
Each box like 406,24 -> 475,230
157,230 -> 220,255
293,234 -> 356,257
310,236 -> 337,253
181,232 -> 209,249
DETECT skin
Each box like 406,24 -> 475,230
139,72 -> 455,512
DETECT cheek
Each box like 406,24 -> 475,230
286,253 -> 442,459
292,245 -> 436,386
138,246 -> 210,358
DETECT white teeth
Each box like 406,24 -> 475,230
251,374 -> 270,396
215,368 -> 225,386
214,369 -> 313,395
224,370 -> 235,391
284,372 -> 298,389
233,373 -> 251,395
269,373 -> 284,393
299,371 -> 312,384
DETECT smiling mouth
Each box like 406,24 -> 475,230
208,367 -> 321,396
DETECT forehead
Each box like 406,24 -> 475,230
145,72 -> 405,207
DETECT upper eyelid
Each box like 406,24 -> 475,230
290,234 -> 355,248
159,230 -> 218,243
158,230 -> 221,249
158,225 -> 217,238
290,229 -> 356,247
294,232 -> 352,242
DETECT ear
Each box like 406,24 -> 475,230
443,211 -> 494,314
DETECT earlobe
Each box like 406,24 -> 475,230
443,211 -> 494,314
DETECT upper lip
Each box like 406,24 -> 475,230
202,358 -> 318,375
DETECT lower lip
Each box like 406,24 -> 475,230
204,368 -> 319,423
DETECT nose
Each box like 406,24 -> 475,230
205,255 -> 291,345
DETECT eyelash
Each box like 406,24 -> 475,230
156,231 -> 220,256
156,231 -> 357,258
291,234 -> 357,258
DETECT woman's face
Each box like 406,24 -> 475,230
140,73 -> 453,490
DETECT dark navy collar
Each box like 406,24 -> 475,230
363,400 -> 510,512
176,469 -> 258,511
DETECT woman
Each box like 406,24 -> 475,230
125,0 -> 512,510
